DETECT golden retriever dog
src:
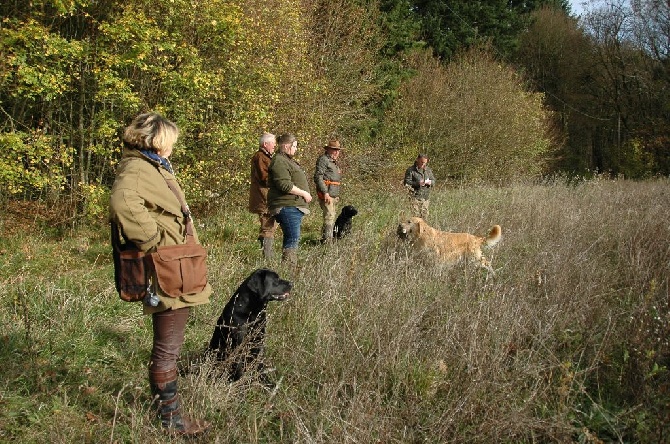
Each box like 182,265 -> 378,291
396,217 -> 502,272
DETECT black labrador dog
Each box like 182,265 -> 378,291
208,268 -> 292,382
333,205 -> 358,239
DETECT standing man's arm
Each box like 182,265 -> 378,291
252,155 -> 269,187
404,167 -> 419,190
314,156 -> 327,193
426,167 -> 435,187
314,156 -> 332,203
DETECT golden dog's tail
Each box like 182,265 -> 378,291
485,225 -> 502,247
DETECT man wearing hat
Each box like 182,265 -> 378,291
314,139 -> 343,243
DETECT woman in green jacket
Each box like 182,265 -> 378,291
267,133 -> 312,265
109,112 -> 211,437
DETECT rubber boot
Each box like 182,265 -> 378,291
262,237 -> 274,259
321,223 -> 335,244
281,248 -> 297,267
149,368 -> 210,437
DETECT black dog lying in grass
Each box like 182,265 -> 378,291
208,268 -> 291,382
333,205 -> 358,239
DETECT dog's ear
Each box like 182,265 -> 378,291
416,218 -> 424,234
245,269 -> 267,297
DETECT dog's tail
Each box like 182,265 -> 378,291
485,225 -> 502,247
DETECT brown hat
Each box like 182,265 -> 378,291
324,139 -> 342,150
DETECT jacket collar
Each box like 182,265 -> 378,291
123,146 -> 173,174
278,151 -> 301,166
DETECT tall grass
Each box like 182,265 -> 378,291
1,179 -> 668,443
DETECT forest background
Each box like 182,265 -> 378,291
1,0 -> 669,218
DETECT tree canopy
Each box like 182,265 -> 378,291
0,0 -> 667,217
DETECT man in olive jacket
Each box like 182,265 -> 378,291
404,153 -> 436,219
314,139 -> 343,243
249,133 -> 277,259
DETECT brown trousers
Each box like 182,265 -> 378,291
257,212 -> 278,239
150,307 -> 190,372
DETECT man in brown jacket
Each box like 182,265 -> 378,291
249,133 -> 278,258
314,139 -> 343,243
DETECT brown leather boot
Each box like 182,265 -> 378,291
149,368 -> 210,437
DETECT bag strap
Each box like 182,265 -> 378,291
110,220 -> 129,251
162,176 -> 197,244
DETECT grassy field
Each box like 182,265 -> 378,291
1,178 -> 669,443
